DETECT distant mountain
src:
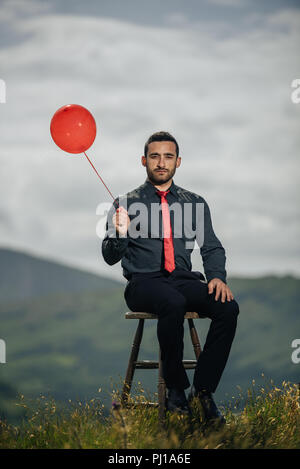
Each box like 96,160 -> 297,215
0,248 -> 299,423
0,248 -> 122,303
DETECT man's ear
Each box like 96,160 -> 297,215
141,155 -> 146,167
176,156 -> 182,168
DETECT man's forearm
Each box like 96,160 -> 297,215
201,245 -> 227,284
199,198 -> 227,284
101,197 -> 130,265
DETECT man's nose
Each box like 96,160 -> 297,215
157,158 -> 166,167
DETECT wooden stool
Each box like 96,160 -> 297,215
121,311 -> 202,425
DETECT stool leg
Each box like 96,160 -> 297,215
158,346 -> 166,427
188,318 -> 202,359
121,318 -> 144,406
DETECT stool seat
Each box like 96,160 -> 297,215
125,311 -> 200,319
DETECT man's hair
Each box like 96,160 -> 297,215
144,131 -> 179,158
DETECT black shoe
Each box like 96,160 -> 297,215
166,388 -> 191,415
188,385 -> 226,426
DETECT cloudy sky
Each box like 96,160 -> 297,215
0,0 -> 299,283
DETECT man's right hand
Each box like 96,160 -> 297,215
112,206 -> 130,236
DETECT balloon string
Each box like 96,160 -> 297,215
83,151 -> 120,209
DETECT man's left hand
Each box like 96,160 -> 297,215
208,278 -> 234,303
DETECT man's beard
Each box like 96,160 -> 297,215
146,166 -> 176,185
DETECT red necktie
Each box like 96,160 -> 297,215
156,190 -> 176,273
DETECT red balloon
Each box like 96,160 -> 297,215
50,104 -> 97,154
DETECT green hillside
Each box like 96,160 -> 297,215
0,247 -> 122,302
0,249 -> 299,423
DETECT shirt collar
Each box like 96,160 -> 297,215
143,178 -> 178,197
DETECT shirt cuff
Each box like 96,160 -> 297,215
206,273 -> 227,284
109,236 -> 129,249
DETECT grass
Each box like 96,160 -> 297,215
0,380 -> 299,449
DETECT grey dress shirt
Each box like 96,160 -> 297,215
101,178 -> 227,283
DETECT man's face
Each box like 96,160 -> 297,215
141,141 -> 181,185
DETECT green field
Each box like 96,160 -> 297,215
0,381 -> 299,449
0,248 -> 299,426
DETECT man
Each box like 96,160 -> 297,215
102,131 -> 239,425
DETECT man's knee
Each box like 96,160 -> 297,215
224,299 -> 239,325
214,298 -> 239,323
229,299 -> 239,317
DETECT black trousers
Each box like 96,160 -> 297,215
124,269 -> 239,393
